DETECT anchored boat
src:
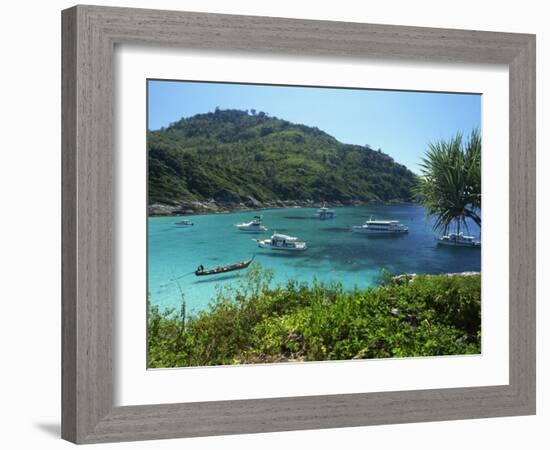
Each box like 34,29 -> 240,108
313,206 -> 335,219
175,219 -> 194,227
256,233 -> 307,251
438,232 -> 480,248
195,256 -> 255,276
235,215 -> 268,232
352,217 -> 408,235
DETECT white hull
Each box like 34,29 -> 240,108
438,239 -> 480,248
236,225 -> 268,232
352,227 -> 408,235
313,206 -> 335,219
257,241 -> 307,251
351,217 -> 408,235
235,216 -> 268,232
256,233 -> 307,251
438,232 -> 480,248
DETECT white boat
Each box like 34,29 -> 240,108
313,206 -> 335,219
438,232 -> 480,248
352,217 -> 408,235
175,219 -> 194,227
235,215 -> 268,232
256,233 -> 307,251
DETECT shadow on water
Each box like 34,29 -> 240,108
304,259 -> 377,273
193,273 -> 243,284
308,240 -> 406,267
320,227 -> 352,233
259,251 -> 308,259
436,244 -> 482,253
353,233 -> 409,239
233,231 -> 269,235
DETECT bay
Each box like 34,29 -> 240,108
147,205 -> 481,313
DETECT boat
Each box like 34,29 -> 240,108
195,256 -> 255,276
352,217 -> 408,235
313,206 -> 335,219
438,232 -> 480,248
175,219 -> 194,227
235,215 -> 268,232
256,233 -> 307,251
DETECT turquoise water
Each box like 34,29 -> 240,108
148,205 -> 481,313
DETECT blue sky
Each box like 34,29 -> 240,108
148,80 -> 481,173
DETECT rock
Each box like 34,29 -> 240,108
392,271 -> 480,284
392,273 -> 417,284
148,203 -> 179,216
445,271 -> 480,277
243,196 -> 263,208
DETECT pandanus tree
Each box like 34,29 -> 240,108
415,129 -> 481,235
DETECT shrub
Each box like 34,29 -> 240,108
147,265 -> 481,368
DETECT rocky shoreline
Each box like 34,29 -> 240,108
392,271 -> 481,285
148,197 -> 414,216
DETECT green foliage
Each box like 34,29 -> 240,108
147,265 -> 481,367
414,129 -> 481,233
148,109 -> 417,204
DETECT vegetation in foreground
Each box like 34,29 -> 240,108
147,265 -> 481,368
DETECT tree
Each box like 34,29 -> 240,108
415,129 -> 481,234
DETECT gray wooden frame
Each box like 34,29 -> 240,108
62,4 -> 536,444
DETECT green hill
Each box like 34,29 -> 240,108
148,109 -> 417,208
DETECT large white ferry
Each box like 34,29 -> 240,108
352,217 -> 408,235
256,233 -> 307,251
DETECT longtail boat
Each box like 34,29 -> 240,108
194,256 -> 255,276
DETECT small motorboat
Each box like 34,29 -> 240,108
195,256 -> 255,276
235,215 -> 268,232
256,233 -> 307,251
313,206 -> 335,220
352,216 -> 408,235
175,219 -> 194,227
438,232 -> 480,248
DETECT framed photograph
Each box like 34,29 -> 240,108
62,5 -> 536,444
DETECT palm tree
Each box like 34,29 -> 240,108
415,129 -> 481,235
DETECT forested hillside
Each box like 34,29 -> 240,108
148,109 -> 417,207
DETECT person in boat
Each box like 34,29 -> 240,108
196,264 -> 204,273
